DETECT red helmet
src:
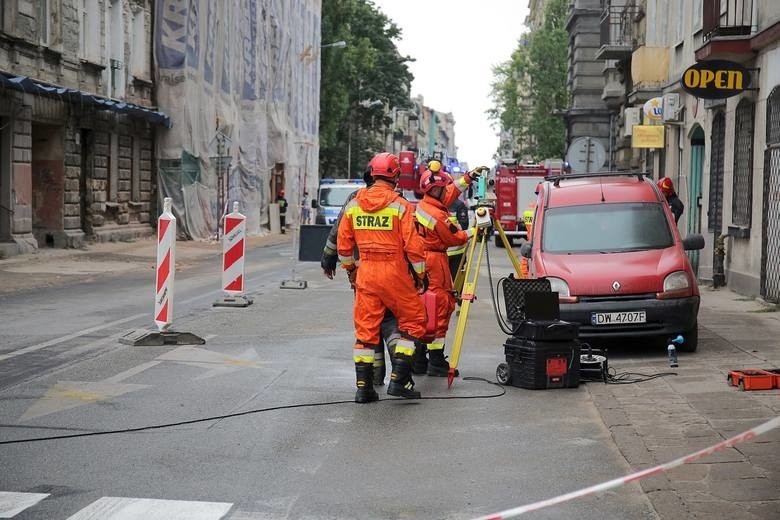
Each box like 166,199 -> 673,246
368,152 -> 401,180
278,189 -> 285,197
419,169 -> 452,195
657,177 -> 675,196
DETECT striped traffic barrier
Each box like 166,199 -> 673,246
155,197 -> 176,330
214,202 -> 253,307
119,198 -> 204,347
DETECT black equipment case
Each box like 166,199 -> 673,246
503,336 -> 581,389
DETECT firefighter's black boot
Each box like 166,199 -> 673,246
373,344 -> 385,386
412,342 -> 428,374
355,362 -> 379,403
388,355 -> 421,399
427,348 -> 449,377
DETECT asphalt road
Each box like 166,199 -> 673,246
0,240 -> 657,519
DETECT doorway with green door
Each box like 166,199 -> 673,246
687,126 -> 705,275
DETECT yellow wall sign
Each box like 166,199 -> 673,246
632,125 -> 665,149
681,59 -> 751,100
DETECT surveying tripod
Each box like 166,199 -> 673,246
446,204 -> 525,387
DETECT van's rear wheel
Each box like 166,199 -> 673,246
495,235 -> 505,248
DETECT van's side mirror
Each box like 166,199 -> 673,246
520,242 -> 532,258
682,234 -> 705,251
311,200 -> 318,209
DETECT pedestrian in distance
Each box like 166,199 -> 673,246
413,164 -> 484,376
321,167 -> 401,387
337,152 -> 430,402
276,190 -> 288,233
657,177 -> 684,224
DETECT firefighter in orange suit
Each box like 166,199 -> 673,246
426,160 -> 484,209
337,152 -> 430,402
414,169 -> 476,376
520,200 -> 536,278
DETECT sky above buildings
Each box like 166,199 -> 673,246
371,0 -> 530,168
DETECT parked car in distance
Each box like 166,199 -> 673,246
521,172 -> 705,351
315,179 -> 366,225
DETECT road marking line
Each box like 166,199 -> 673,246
65,497 -> 233,520
0,491 -> 49,518
103,361 -> 163,384
0,314 -> 145,363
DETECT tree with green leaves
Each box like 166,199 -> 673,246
319,0 -> 414,179
489,0 -> 569,161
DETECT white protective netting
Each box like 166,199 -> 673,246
155,0 -> 321,239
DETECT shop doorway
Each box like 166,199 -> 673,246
80,129 -> 94,236
0,117 -> 11,242
688,125 -> 705,274
31,124 -> 65,247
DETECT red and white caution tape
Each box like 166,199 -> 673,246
154,197 -> 176,331
472,415 -> 780,520
222,202 -> 247,295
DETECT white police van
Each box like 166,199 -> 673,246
315,179 -> 366,225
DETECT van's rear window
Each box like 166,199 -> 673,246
542,203 -> 674,253
319,187 -> 357,207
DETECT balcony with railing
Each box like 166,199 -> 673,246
703,0 -> 754,41
596,4 -> 642,61
697,0 -> 756,61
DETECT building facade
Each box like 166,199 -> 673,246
0,0 -> 167,257
596,0 -> 780,300
384,95 -> 457,163
565,0 -> 612,166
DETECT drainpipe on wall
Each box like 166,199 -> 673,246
713,233 -> 727,288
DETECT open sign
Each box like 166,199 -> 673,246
681,60 -> 751,99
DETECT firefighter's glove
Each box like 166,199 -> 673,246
321,253 -> 338,279
347,266 -> 359,289
468,165 -> 489,182
414,273 -> 430,295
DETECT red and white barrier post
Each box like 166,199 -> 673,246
119,197 -> 204,346
154,197 -> 176,330
214,202 -> 253,307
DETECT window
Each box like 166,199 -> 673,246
39,0 -> 50,46
675,0 -> 685,44
542,203 -> 674,254
108,0 -> 125,98
693,0 -> 703,32
732,99 -> 755,228
130,7 -> 148,78
79,0 -> 100,61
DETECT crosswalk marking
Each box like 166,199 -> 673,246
0,492 -> 49,518
65,497 -> 233,520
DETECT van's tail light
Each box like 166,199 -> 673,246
657,271 -> 693,299
548,277 -> 579,303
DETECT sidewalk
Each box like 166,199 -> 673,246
587,286 -> 780,519
0,232 -> 291,294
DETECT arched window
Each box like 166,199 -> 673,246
732,99 -> 755,228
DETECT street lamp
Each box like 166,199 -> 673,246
347,99 -> 383,179
321,40 -> 346,49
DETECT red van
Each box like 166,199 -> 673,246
520,172 -> 705,351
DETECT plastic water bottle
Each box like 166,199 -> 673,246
668,335 -> 683,368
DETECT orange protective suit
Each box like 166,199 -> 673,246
415,196 -> 473,348
337,183 -> 428,361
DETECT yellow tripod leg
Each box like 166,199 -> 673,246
447,231 -> 486,387
453,231 -> 477,296
494,220 -> 525,278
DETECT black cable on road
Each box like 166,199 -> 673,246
0,377 -> 506,446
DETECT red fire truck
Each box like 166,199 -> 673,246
492,161 -> 554,247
